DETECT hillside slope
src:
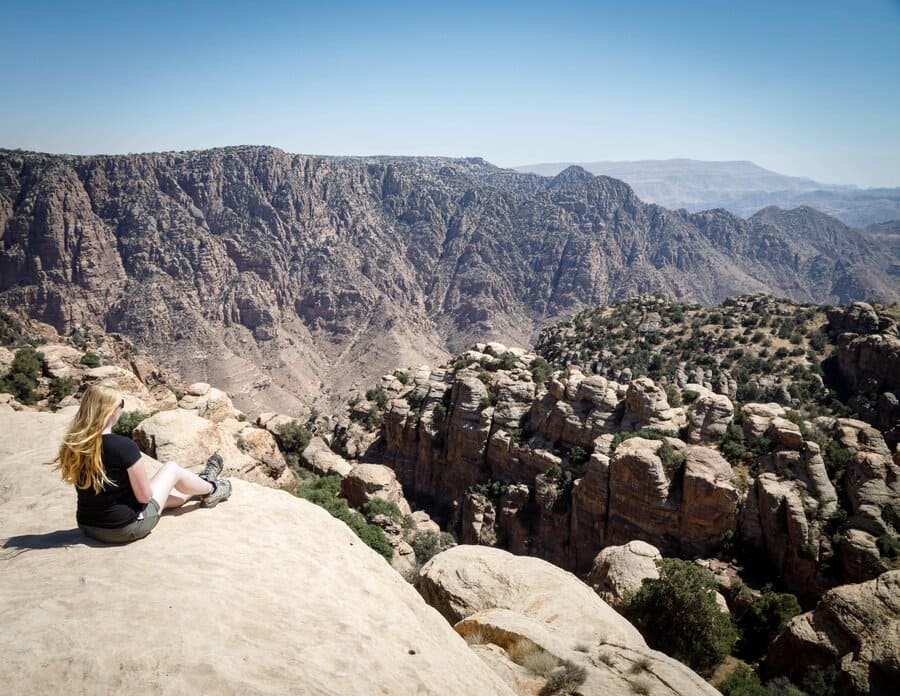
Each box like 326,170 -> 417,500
1,147 -> 896,412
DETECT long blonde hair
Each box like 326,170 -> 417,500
57,380 -> 121,492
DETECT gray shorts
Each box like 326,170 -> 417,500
80,500 -> 161,544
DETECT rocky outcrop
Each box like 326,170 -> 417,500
417,545 -> 719,695
588,540 -> 662,605
621,377 -> 686,433
828,303 -> 900,447
0,409 -> 513,695
3,147 -> 896,415
133,405 -> 293,489
763,571 -> 900,696
340,463 -> 413,516
686,392 -> 733,443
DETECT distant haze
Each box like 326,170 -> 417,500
516,159 -> 900,227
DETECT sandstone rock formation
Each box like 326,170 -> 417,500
133,405 -> 293,489
417,545 -> 719,695
763,571 -> 900,696
588,540 -> 662,605
0,408 -> 514,695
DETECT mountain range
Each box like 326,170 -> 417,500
1,146 -> 897,413
516,159 -> 900,227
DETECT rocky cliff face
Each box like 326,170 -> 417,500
2,147 -> 896,413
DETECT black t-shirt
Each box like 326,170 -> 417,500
76,434 -> 144,528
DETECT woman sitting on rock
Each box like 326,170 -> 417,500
57,380 -> 231,543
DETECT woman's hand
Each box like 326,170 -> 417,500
126,460 -> 153,504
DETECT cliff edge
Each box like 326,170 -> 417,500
0,408 -> 513,695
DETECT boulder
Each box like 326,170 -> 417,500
340,463 -> 412,516
418,546 -> 718,695
416,544 -> 644,647
301,436 -> 353,477
768,417 -> 804,450
763,571 -> 900,696
178,385 -> 241,423
621,377 -> 686,433
0,409 -> 514,695
686,393 -> 733,443
588,540 -> 662,605
741,402 -> 786,440
133,408 -> 290,488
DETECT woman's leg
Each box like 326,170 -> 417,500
150,461 -> 213,510
164,490 -> 193,510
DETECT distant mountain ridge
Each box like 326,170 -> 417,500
0,146 -> 897,413
516,159 -> 900,227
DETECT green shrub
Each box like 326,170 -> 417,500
718,665 -> 770,696
48,376 -> 78,406
877,533 -> 900,559
682,389 -> 700,404
395,371 -> 411,385
664,384 -> 682,407
80,351 -> 101,368
0,312 -> 25,346
296,475 -> 394,560
622,558 -> 738,674
361,498 -> 403,523
498,352 -> 518,370
529,357 -> 552,384
113,411 -> 150,437
274,420 -> 312,466
450,357 -> 469,371
802,666 -> 840,696
406,389 -> 424,411
411,530 -> 455,565
657,441 -> 686,476
568,446 -> 588,466
737,591 -> 801,659
365,386 -> 388,408
1,346 -> 44,404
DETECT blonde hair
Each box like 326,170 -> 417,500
57,380 -> 122,492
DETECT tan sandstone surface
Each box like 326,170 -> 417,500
0,409 -> 513,695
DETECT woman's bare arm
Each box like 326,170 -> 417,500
126,460 -> 153,504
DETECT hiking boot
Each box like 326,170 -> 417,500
200,453 -> 224,483
202,478 -> 232,508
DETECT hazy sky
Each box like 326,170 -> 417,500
2,0 -> 899,186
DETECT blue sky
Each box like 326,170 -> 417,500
1,0 -> 898,186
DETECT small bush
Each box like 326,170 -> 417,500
1,346 -> 44,404
529,356 -> 552,384
48,376 -> 78,406
395,371 -> 411,385
365,386 -> 388,408
568,446 -> 588,465
622,558 -> 738,674
664,384 -> 682,407
411,530 -> 455,565
113,411 -> 150,437
296,475 -> 393,560
274,420 -> 312,457
80,351 -> 101,368
737,591 -> 801,659
0,312 -> 25,346
718,664 -> 769,696
877,533 -> 900,559
682,389 -> 700,404
539,661 -> 587,695
360,498 -> 403,523
497,352 -> 518,370
657,441 -> 686,476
